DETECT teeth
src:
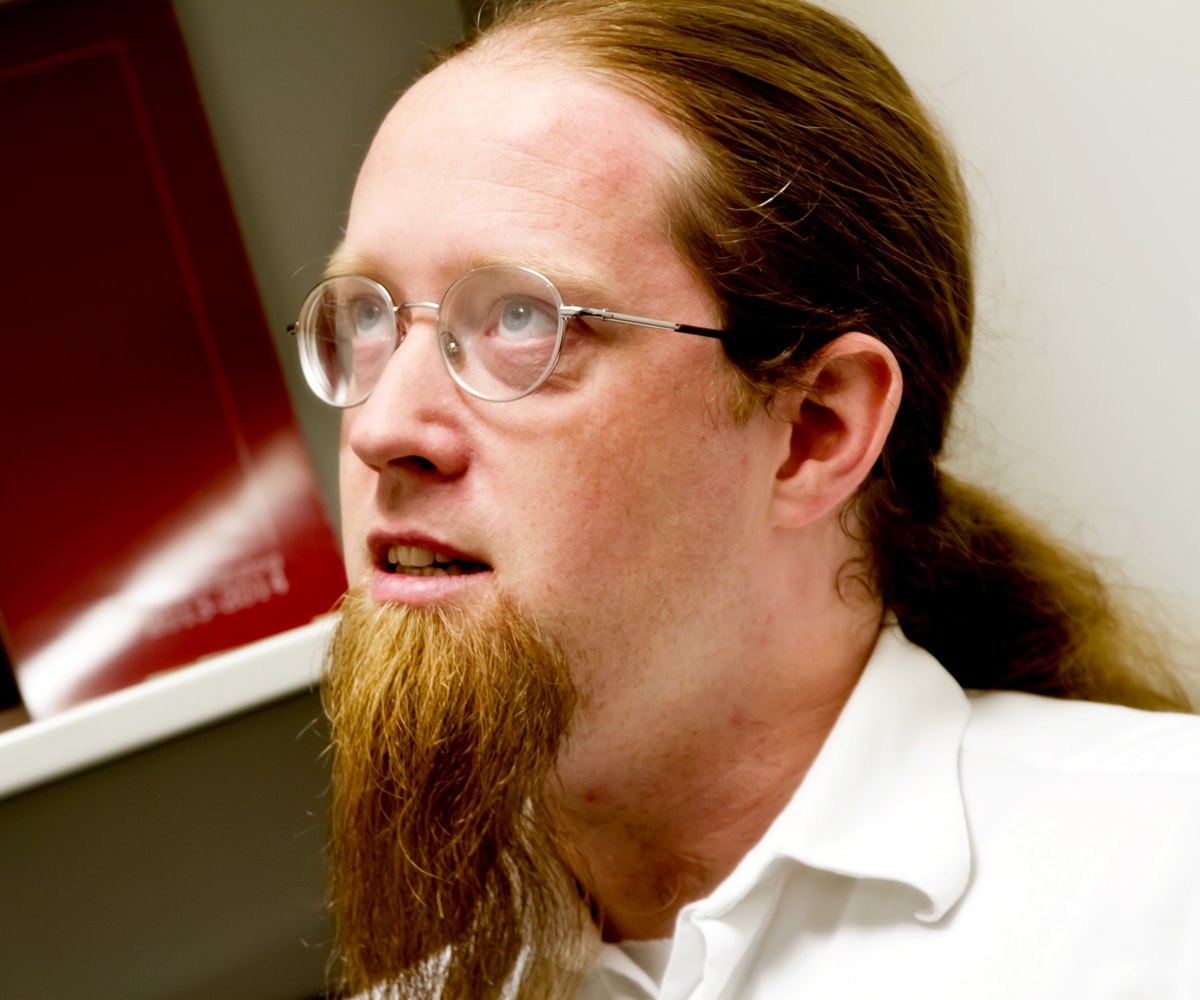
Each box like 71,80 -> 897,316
386,544 -> 469,575
400,564 -> 466,576
388,544 -> 435,567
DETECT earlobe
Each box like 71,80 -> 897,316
770,332 -> 902,528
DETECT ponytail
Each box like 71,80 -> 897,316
862,471 -> 1194,710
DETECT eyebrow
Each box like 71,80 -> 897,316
321,245 -> 619,307
479,253 -> 627,309
323,243 -> 371,280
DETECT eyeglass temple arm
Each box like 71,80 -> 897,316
287,304 -> 725,340
564,306 -> 727,342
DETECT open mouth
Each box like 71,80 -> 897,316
383,544 -> 490,577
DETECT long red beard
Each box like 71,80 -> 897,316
323,585 -> 594,999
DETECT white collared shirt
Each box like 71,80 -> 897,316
580,625 -> 1200,999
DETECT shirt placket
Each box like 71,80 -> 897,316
658,861 -> 787,1000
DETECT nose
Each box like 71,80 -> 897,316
342,313 -> 470,481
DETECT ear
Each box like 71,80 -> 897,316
769,332 -> 902,528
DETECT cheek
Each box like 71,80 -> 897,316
524,398 -> 758,590
337,438 -> 373,582
509,414 -> 769,709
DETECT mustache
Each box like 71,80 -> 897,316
323,585 -> 592,999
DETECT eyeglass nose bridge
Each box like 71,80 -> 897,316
377,300 -> 447,391
393,300 -> 441,339
397,300 -> 441,316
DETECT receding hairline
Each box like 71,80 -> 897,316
332,36 -> 725,320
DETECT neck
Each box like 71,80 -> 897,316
551,591 -> 883,941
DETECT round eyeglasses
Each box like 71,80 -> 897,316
289,264 -> 728,406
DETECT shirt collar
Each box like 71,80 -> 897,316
703,623 -> 973,924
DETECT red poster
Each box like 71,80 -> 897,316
0,0 -> 346,717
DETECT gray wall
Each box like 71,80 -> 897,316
171,0 -> 465,530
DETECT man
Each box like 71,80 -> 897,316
291,0 -> 1200,996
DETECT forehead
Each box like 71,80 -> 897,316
342,49 -> 700,291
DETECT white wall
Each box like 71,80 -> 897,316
821,0 -> 1200,628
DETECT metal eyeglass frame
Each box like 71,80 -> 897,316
289,264 -> 729,405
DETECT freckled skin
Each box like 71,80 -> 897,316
337,50 -> 883,939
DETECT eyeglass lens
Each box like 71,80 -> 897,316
296,266 -> 566,406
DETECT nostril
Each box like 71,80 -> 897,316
392,455 -> 438,474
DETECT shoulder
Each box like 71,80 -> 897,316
962,689 -> 1200,777
957,691 -> 1200,868
927,695 -> 1200,998
956,693 -> 1200,909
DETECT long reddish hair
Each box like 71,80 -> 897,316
451,0 -> 1193,710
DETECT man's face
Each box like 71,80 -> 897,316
337,52 -> 790,794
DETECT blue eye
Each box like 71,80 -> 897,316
348,296 -> 390,337
501,300 -> 533,335
494,296 -> 557,341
